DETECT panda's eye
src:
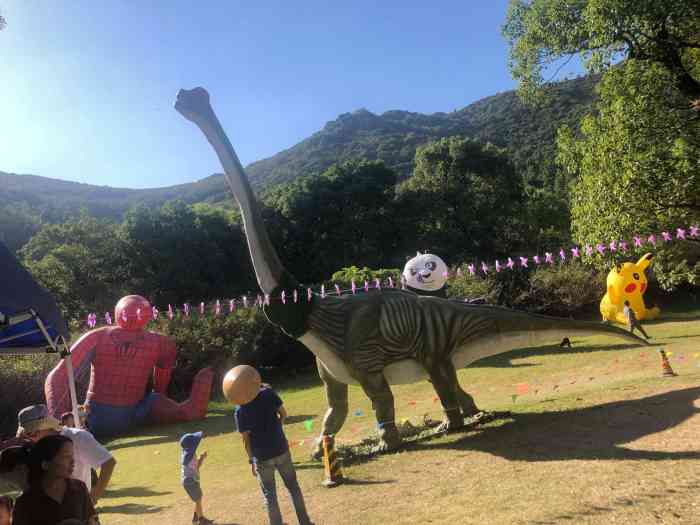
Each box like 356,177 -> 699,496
425,261 -> 437,271
409,269 -> 417,276
633,273 -> 640,280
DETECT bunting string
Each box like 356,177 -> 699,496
84,224 -> 698,328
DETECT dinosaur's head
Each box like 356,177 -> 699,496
606,253 -> 654,300
403,252 -> 448,292
175,87 -> 215,125
115,295 -> 152,331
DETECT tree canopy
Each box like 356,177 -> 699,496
503,0 -> 700,105
559,60 -> 700,289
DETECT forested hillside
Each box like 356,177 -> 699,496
1,75 -> 597,251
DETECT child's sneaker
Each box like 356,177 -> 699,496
198,518 -> 214,525
192,512 -> 198,524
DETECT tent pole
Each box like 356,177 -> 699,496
33,313 -> 81,429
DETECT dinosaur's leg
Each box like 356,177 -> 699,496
311,358 -> 349,460
427,360 -> 465,432
356,371 -> 401,452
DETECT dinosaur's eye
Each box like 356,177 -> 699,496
425,261 -> 437,271
409,269 -> 417,276
633,273 -> 640,280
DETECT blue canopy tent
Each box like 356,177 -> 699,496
0,240 -> 80,425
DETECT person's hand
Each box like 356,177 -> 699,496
250,462 -> 257,477
200,451 -> 207,461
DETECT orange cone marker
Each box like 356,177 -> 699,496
658,348 -> 677,377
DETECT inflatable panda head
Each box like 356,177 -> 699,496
402,252 -> 448,292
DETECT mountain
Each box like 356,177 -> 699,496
1,75 -> 598,248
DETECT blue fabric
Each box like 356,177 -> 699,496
235,388 -> 288,462
87,393 -> 158,437
0,315 -> 58,348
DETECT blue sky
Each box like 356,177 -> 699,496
0,1 -> 581,189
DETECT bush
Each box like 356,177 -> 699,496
330,266 -> 401,289
0,354 -> 60,438
158,308 -> 313,401
513,263 -> 604,316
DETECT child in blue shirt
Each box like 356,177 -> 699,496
235,384 -> 313,525
180,431 -> 214,525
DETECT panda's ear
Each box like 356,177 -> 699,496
416,251 -> 422,256
405,255 -> 413,262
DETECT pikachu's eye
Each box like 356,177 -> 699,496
633,273 -> 640,281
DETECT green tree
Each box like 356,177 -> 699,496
558,60 -> 700,289
120,201 -> 256,306
503,0 -> 700,105
262,160 -> 399,282
20,214 -> 129,320
396,137 -> 525,262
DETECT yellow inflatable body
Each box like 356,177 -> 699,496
600,253 -> 661,324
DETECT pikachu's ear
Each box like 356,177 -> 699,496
615,263 -> 622,274
636,252 -> 653,270
607,285 -> 618,305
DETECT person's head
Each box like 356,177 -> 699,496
179,431 -> 203,465
60,412 -> 75,428
27,434 -> 74,487
624,300 -> 630,306
16,405 -> 61,442
0,495 -> 13,525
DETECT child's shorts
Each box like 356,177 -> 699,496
183,478 -> 203,502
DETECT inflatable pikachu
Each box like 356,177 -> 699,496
600,253 -> 661,324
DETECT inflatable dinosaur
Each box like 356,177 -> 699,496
600,253 -> 661,324
175,87 -> 649,454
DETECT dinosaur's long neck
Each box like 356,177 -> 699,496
192,113 -> 290,295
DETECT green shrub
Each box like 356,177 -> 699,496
0,354 -> 59,438
330,266 -> 401,289
513,263 -> 604,316
158,308 -> 313,401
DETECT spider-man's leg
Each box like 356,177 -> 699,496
148,367 -> 214,424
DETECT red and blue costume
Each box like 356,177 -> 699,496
45,295 -> 213,437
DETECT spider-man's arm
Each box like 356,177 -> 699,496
45,329 -> 101,416
153,335 -> 177,394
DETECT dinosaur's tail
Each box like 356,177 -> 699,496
450,303 -> 649,369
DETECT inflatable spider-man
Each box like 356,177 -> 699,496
45,295 -> 213,437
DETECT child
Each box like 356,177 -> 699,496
623,300 -> 651,339
235,381 -> 313,525
180,432 -> 213,525
60,412 -> 75,428
0,495 -> 13,525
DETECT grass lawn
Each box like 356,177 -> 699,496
22,300 -> 700,524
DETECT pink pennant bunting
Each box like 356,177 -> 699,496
571,247 -> 580,258
661,231 -> 672,242
559,248 -> 566,262
388,276 -> 394,288
519,256 -> 528,268
495,260 -> 502,272
375,278 -> 381,289
293,289 -> 298,303
264,294 -> 270,306
467,264 -> 475,276
533,255 -> 541,265
506,257 -> 515,270
152,306 -> 159,320
229,299 -> 235,313
215,300 -> 221,316
633,235 -> 643,247
364,280 -> 369,292
584,244 -> 593,257
481,262 -> 489,274
609,240 -> 617,252
647,234 -> 656,247
168,304 -> 174,320
351,280 -> 357,294
689,225 -> 699,237
596,243 -> 606,256
281,291 -> 286,304
335,284 -> 341,296
105,312 -> 112,325
243,296 -> 248,308
307,288 -> 312,302
321,285 -> 326,299
676,228 -> 686,240
545,252 -> 554,265
199,302 -> 204,315
619,240 -> 628,253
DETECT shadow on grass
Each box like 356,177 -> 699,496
98,502 -> 164,514
339,386 -> 700,466
471,342 -> 646,368
104,486 -> 171,498
411,386 -> 700,462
